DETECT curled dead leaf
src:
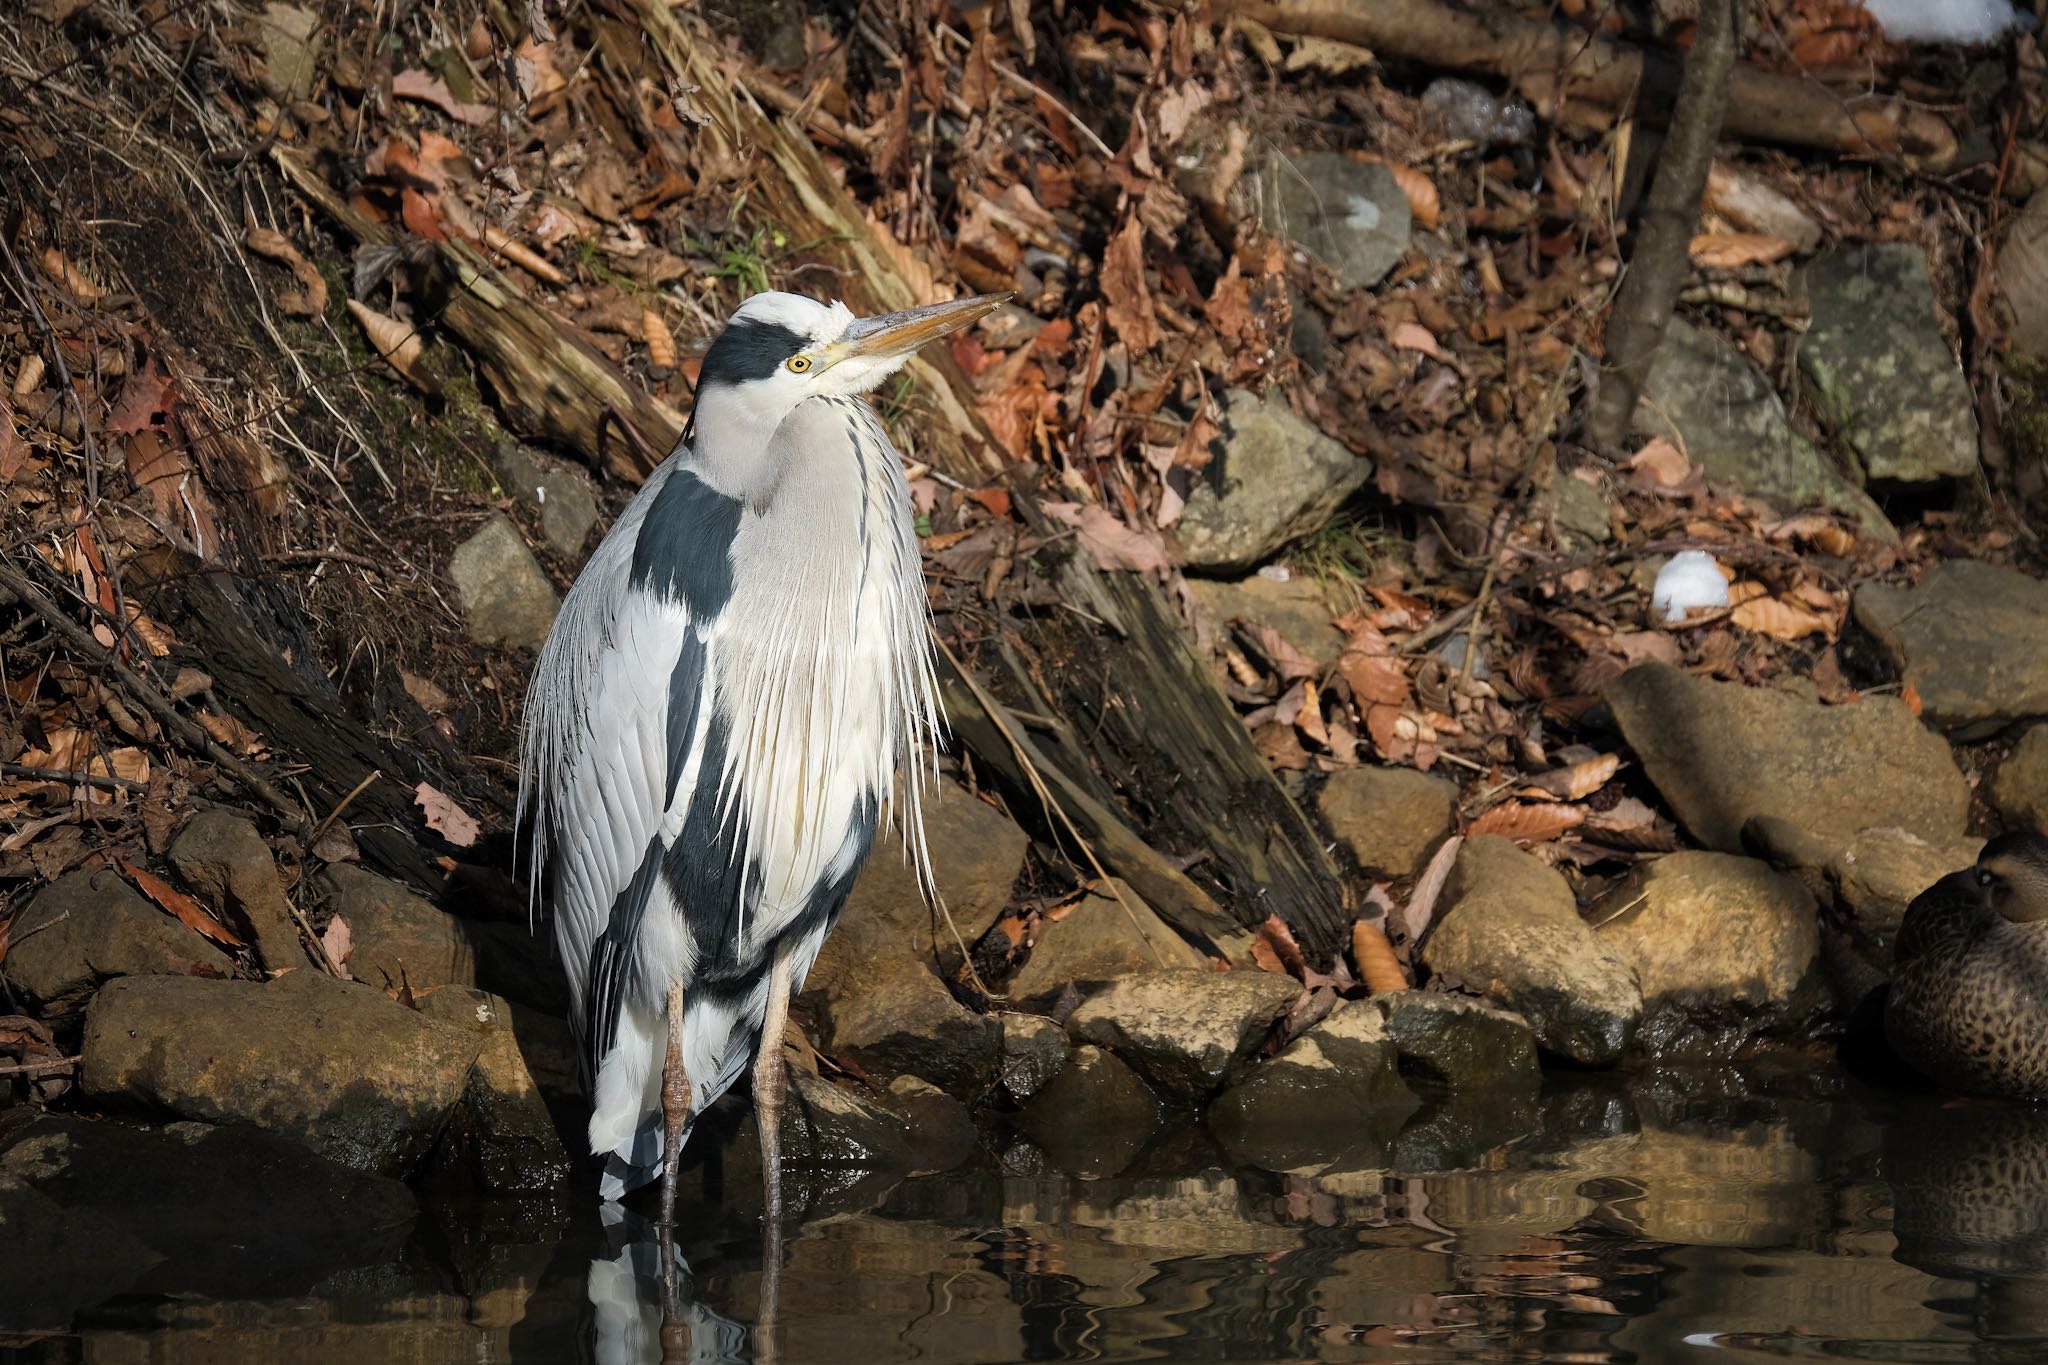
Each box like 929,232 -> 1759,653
346,301 -> 438,394
1042,499 -> 1171,575
415,780 -> 480,847
1350,917 -> 1408,993
1468,801 -> 1585,845
118,856 -> 246,949
1728,584 -> 1832,640
1519,752 -> 1621,801
1689,232 -> 1795,271
243,226 -> 330,315
642,308 -> 677,370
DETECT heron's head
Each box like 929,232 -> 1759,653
1975,831 -> 2048,924
696,291 -> 1005,427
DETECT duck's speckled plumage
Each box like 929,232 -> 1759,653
1886,832 -> 2048,1101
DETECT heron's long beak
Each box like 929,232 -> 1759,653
832,293 -> 1010,364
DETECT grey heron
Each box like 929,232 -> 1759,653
519,289 -> 1004,1225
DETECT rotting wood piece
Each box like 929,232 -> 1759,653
270,145 -> 683,486
935,651 -> 1256,965
129,553 -> 448,891
1221,0 -> 1962,174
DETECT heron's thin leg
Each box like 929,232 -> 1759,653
659,983 -> 690,1229
752,947 -> 794,1362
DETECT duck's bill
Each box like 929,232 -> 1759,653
837,293 -> 1011,361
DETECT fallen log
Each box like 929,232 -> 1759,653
1222,0 -> 1962,172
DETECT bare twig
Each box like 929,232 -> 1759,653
0,226 -> 101,506
0,1056 -> 78,1078
0,762 -> 148,793
0,559 -> 308,827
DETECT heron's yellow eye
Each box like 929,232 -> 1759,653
787,355 -> 813,373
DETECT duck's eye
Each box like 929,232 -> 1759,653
1978,870 -> 1995,888
787,354 -> 813,373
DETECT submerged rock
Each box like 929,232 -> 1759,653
1175,389 -> 1370,570
0,1114 -> 414,1330
1852,561 -> 2048,736
1593,852 -> 1822,1043
1636,318 -> 1890,536
1258,152 -> 1411,289
1423,836 -> 1641,1066
1317,766 -> 1460,878
800,785 -> 1026,1095
1006,879 -> 1207,1003
449,513 -> 559,649
1797,244 -> 1978,485
0,866 -> 233,1019
80,970 -> 482,1177
1066,969 -> 1300,1102
1208,1001 -> 1418,1171
167,809 -> 305,974
1018,1045 -> 1160,1178
722,1067 -> 922,1211
880,1076 -> 978,1174
1605,663 -> 1968,853
416,986 -> 574,1192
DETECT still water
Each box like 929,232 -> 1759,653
11,1070 -> 2048,1363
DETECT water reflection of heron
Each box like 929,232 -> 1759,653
588,1205 -> 748,1365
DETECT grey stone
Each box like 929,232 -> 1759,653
998,1012 -> 1070,1104
1797,244 -> 1978,484
1259,153 -> 1411,289
1423,836 -> 1641,1066
1593,852 -> 1820,1032
1637,319 -> 1892,538
1066,969 -> 1300,1101
1853,561 -> 2048,736
800,784 -> 1026,1094
2001,187 -> 2048,360
1367,990 -> 1541,1091
1018,1045 -> 1159,1178
257,3 -> 320,101
450,513 -> 559,649
1185,571 -> 1346,670
416,987 -> 574,1191
499,444 -> 600,556
315,863 -> 562,1013
1825,828 -> 1983,945
80,971 -> 483,1177
1175,389 -> 1370,570
881,1075 -> 977,1173
0,867 -> 233,1017
1538,473 -> 1613,545
1208,1002 -> 1418,1171
0,1115 -> 413,1328
319,863 -> 475,991
167,810 -> 306,973
1605,662 -> 1969,854
1317,766 -> 1459,878
1007,879 -> 1207,1002
1993,725 -> 2048,834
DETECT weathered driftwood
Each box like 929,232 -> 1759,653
1222,0 -> 1963,173
271,146 -> 683,485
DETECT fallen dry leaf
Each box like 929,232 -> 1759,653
1689,232 -> 1795,270
346,301 -> 437,393
1628,437 -> 1691,488
243,226 -> 330,315
1042,499 -> 1170,574
1468,801 -> 1585,845
1100,215 -> 1161,352
320,913 -> 354,976
1351,917 -> 1408,993
1519,752 -> 1621,801
390,69 -> 495,124
415,780 -> 479,846
1728,583 -> 1832,640
1901,679 -> 1923,718
118,856 -> 246,949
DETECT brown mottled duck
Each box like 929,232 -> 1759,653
1886,832 -> 2048,1102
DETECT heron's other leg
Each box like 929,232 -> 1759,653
658,982 -> 690,1229
752,946 -> 795,1362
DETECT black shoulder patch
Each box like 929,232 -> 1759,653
698,316 -> 809,387
629,468 -> 742,617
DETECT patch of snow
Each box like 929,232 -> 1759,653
1859,0 -> 2025,44
1652,551 -> 1730,623
1342,195 -> 1383,232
